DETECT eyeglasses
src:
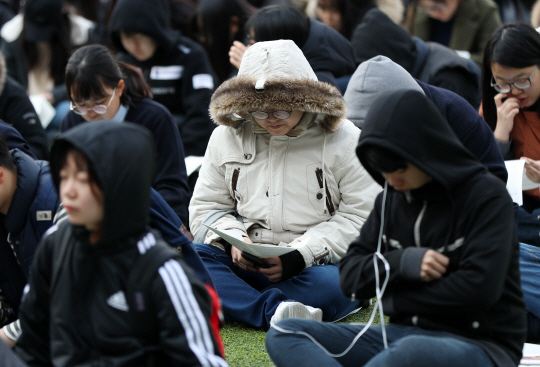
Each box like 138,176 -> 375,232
70,88 -> 116,115
491,66 -> 538,93
250,111 -> 291,120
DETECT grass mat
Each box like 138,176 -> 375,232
221,300 -> 385,366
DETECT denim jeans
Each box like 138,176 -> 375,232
195,243 -> 360,330
518,206 -> 540,246
519,243 -> 540,341
266,320 -> 495,367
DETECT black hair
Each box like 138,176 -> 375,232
0,134 -> 14,171
65,44 -> 152,107
246,4 -> 310,48
317,0 -> 375,39
361,145 -> 408,173
195,0 -> 255,83
50,141 -> 102,201
20,12 -> 72,87
481,22 -> 540,130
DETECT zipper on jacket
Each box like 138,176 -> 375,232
231,168 -> 240,210
315,168 -> 335,215
414,201 -> 427,247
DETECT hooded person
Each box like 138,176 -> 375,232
350,8 -> 481,109
189,39 -> 381,330
266,89 -> 526,367
108,0 -> 218,157
344,55 -> 506,183
237,4 -> 356,89
14,121 -> 227,366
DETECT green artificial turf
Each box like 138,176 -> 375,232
221,300 -> 386,367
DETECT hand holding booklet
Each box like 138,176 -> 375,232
203,225 -> 298,258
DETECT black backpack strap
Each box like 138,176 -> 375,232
126,236 -> 182,339
50,224 -> 73,291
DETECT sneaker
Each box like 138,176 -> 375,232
270,301 -> 323,327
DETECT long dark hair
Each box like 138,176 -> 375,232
21,12 -> 72,86
247,4 -> 310,48
195,0 -> 255,82
481,22 -> 540,130
65,44 -> 152,107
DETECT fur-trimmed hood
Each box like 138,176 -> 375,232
209,40 -> 346,132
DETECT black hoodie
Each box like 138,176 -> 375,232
16,122 -> 225,366
351,9 -> 481,109
109,0 -> 217,157
340,90 -> 526,366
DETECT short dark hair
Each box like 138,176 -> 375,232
247,4 -> 310,48
0,134 -> 14,171
361,145 -> 408,173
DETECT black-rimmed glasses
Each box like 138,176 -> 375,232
491,66 -> 538,93
70,88 -> 117,115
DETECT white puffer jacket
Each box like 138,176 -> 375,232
189,40 -> 381,267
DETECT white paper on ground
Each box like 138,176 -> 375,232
520,343 -> 540,365
203,225 -> 298,258
29,94 -> 55,128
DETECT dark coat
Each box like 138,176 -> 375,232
109,0 -> 217,157
16,122 -> 225,366
343,89 -> 526,367
301,18 -> 356,87
0,150 -> 59,312
412,0 -> 501,67
61,98 -> 190,225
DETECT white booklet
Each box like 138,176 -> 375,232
203,225 -> 298,258
520,343 -> 540,366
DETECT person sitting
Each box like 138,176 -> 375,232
0,0 -> 94,136
0,52 -> 47,160
189,39 -> 381,330
404,0 -> 501,68
266,88 -> 526,367
15,121 -> 227,366
108,0 -> 217,157
229,4 -> 356,91
350,8 -> 481,109
60,44 -> 191,226
344,55 -> 506,182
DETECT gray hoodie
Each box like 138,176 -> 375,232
344,56 -> 423,129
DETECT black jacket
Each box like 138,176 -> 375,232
16,122 -> 226,366
343,89 -> 526,366
0,74 -> 48,160
61,98 -> 190,225
109,0 -> 216,157
301,19 -> 356,87
351,9 -> 481,109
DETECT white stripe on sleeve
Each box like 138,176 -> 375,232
159,260 -> 227,367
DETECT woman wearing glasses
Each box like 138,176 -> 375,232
481,21 -> 540,343
189,39 -> 381,329
60,44 -> 190,225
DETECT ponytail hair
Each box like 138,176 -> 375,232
65,44 -> 152,107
